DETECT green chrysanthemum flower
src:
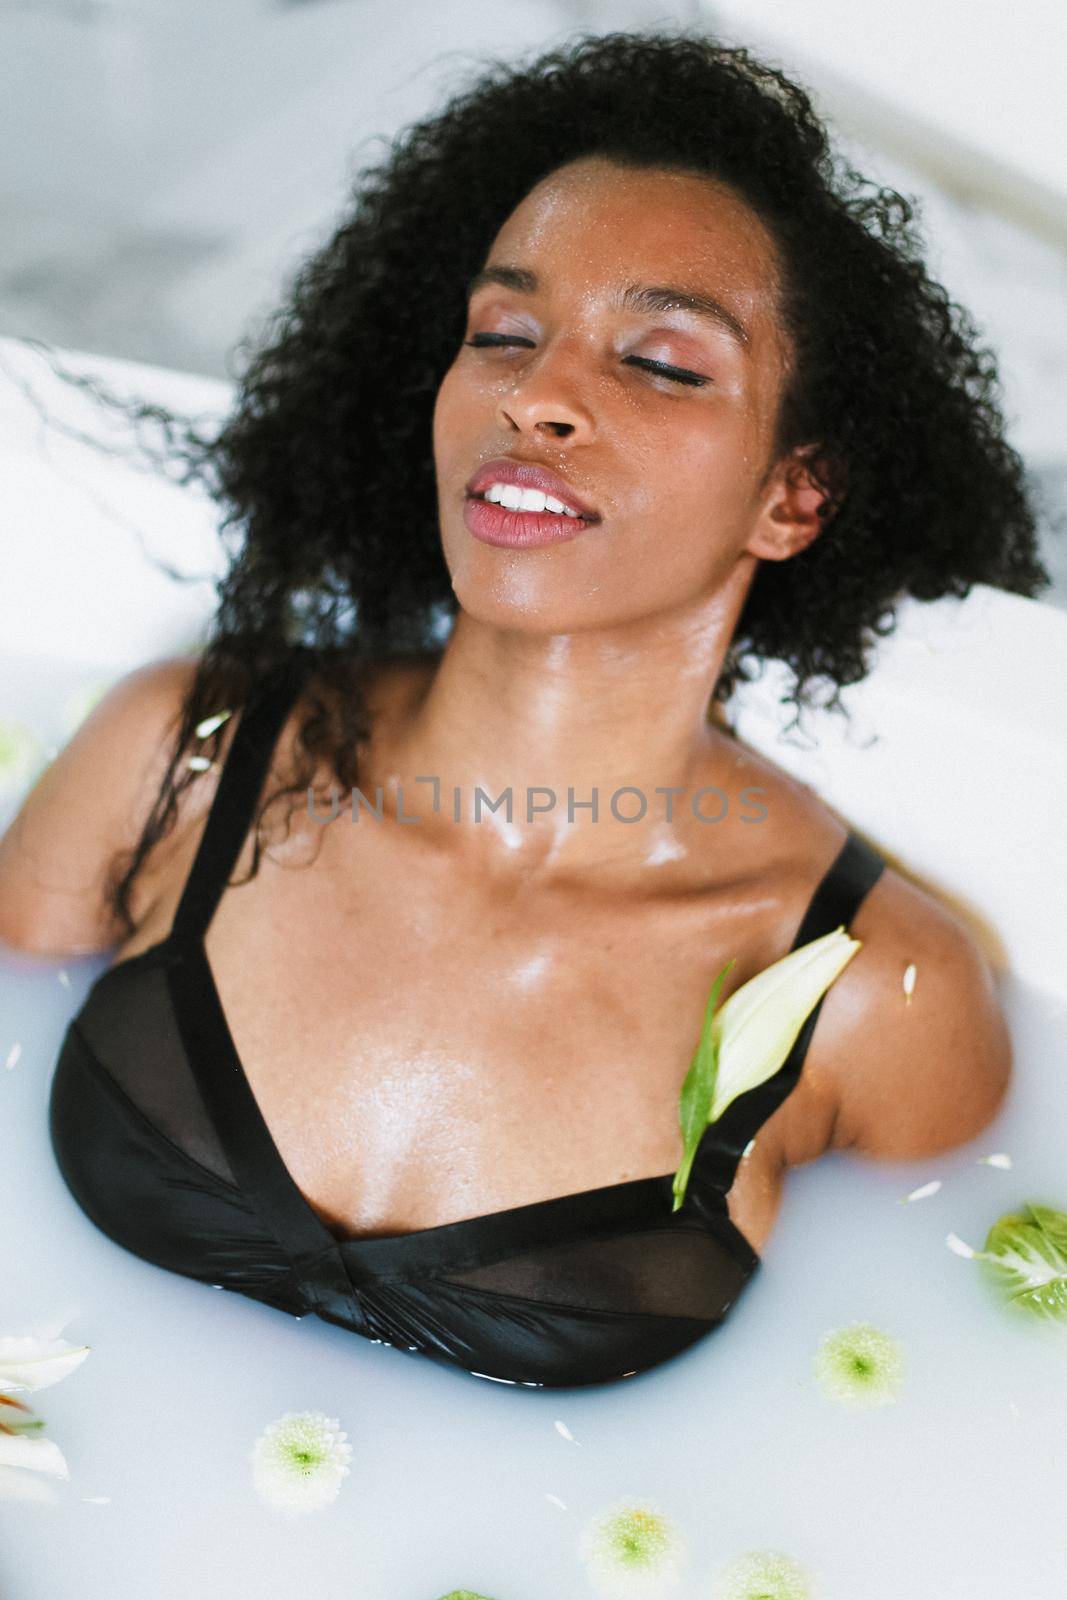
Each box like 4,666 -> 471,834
579,1498 -> 686,1596
977,1203 -> 1067,1322
249,1410 -> 352,1514
60,679 -> 114,739
709,1549 -> 815,1600
0,720 -> 43,798
814,1321 -> 904,1408
434,1591 -> 497,1599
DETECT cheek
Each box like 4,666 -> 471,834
626,415 -> 748,526
431,361 -> 477,452
431,367 -> 457,452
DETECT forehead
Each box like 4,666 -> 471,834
486,156 -> 783,321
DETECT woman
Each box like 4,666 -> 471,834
0,32 -> 1043,1387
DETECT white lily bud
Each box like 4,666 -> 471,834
707,926 -> 861,1123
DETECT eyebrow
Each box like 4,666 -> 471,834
465,264 -> 751,349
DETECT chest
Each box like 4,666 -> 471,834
120,810 -> 835,1247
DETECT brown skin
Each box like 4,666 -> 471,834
0,158 -> 1011,1248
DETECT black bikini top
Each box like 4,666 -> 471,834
48,650 -> 886,1389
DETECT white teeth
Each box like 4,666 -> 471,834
483,481 -> 583,517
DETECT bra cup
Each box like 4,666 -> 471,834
354,1276 -> 733,1388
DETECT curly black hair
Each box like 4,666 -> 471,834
37,27 -> 1047,942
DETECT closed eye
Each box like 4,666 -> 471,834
462,334 -> 711,388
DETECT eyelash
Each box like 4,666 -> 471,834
462,333 -> 710,388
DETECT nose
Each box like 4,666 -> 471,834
497,339 -> 595,443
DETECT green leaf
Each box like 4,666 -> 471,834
671,957 -> 734,1212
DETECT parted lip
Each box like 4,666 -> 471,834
465,457 -> 602,522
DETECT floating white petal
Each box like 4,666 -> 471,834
195,710 -> 232,739
0,1434 -> 69,1480
901,1180 -> 942,1203
0,1335 -> 91,1394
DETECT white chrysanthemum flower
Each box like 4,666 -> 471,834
249,1410 -> 352,1514
578,1498 -> 686,1597
709,1549 -> 815,1600
433,1591 -> 497,1599
814,1321 -> 904,1408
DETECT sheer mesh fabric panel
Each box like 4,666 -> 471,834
438,1225 -> 752,1320
76,960 -> 236,1186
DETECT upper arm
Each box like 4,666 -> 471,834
811,868 -> 1013,1161
0,654 -> 202,957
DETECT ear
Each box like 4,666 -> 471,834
744,444 -> 838,563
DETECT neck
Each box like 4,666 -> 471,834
363,559 -> 758,885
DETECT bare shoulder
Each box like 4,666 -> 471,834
808,862 -> 1013,1161
0,654 -> 212,956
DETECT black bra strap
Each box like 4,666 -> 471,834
787,829 -> 887,954
168,650 -> 311,947
688,828 -> 887,1204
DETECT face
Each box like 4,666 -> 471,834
432,155 -> 820,631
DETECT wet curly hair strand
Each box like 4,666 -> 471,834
32,28 -> 1047,941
